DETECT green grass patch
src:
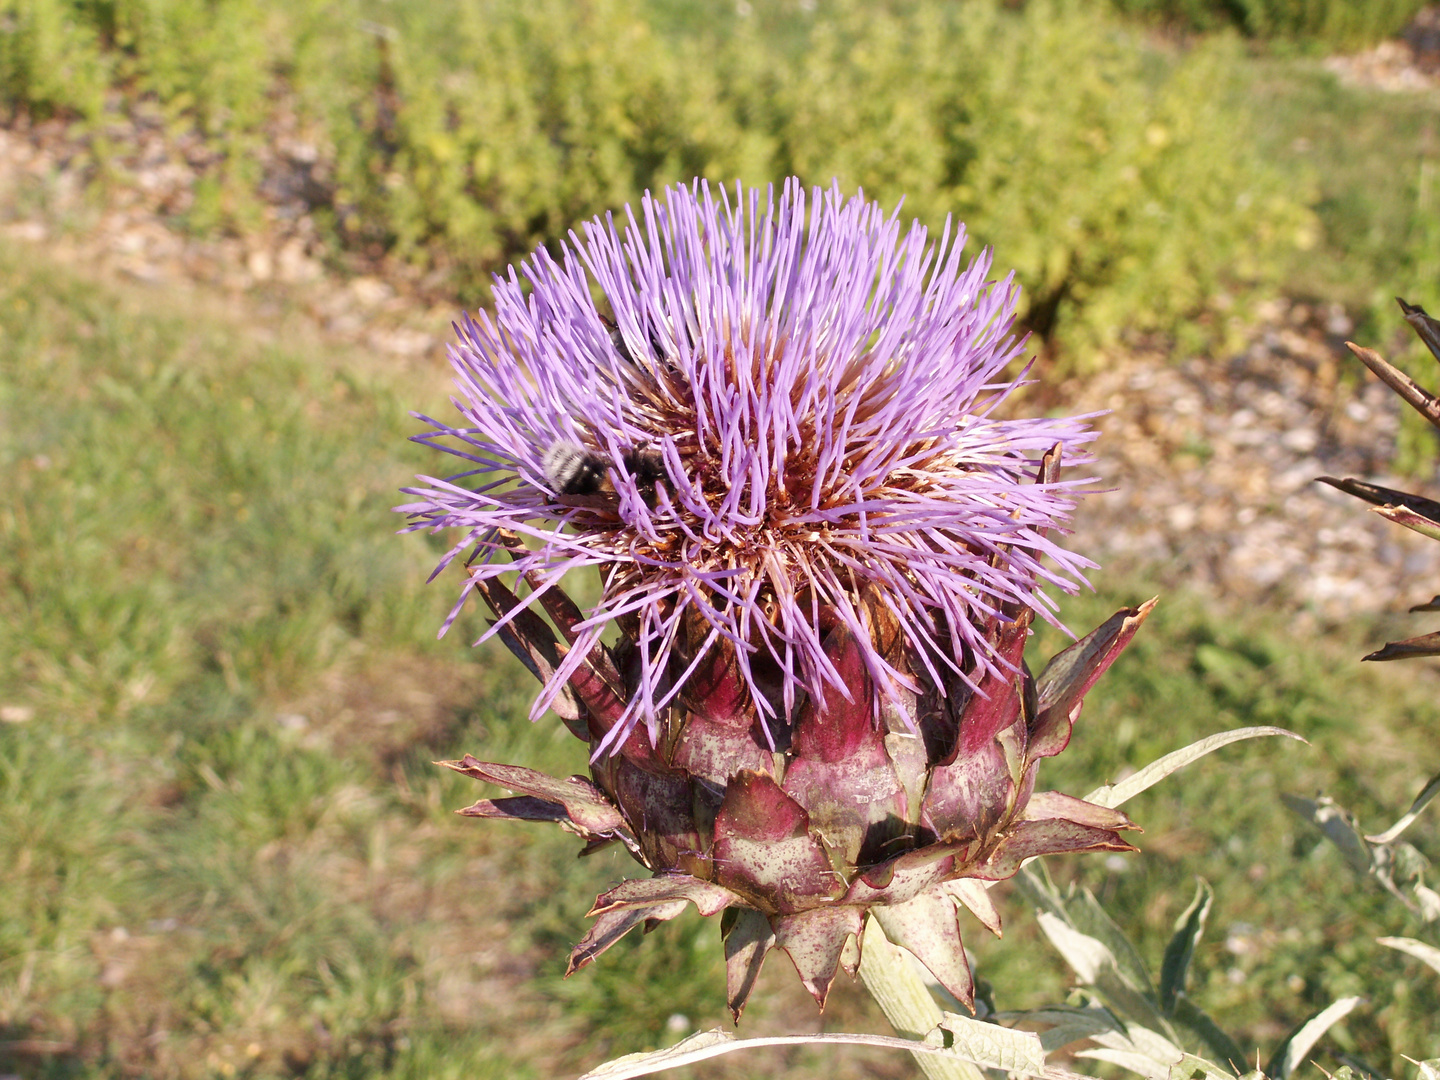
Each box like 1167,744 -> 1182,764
0,245 -> 637,1078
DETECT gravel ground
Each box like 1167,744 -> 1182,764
1057,305 -> 1440,618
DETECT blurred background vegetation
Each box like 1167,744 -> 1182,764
3,0 -> 1440,1077
1,0 -> 1436,359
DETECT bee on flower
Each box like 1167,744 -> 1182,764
399,178 -> 1151,1020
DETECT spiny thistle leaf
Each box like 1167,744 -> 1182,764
1327,300 -> 1440,662
1315,476 -> 1440,525
1362,632 -> 1440,662
1344,340 -> 1440,431
1373,504 -> 1440,544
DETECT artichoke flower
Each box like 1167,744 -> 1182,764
400,179 -> 1151,1020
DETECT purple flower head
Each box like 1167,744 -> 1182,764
399,179 -> 1096,755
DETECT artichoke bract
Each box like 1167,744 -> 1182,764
399,179 -> 1151,1020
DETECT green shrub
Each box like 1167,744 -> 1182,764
0,0 -> 1318,362
293,0 -> 765,282
771,0 -> 1317,361
0,0 -> 112,120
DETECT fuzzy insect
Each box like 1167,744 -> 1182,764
542,442 -> 668,505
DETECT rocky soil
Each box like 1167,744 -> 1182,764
1324,5 -> 1440,91
5,30 -> 1440,626
1058,305 -> 1440,620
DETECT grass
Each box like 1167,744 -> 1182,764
1242,58 -> 1440,332
3,239 -> 1440,1079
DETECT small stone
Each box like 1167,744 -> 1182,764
350,276 -> 393,306
4,220 -> 47,242
276,238 -> 320,283
1279,427 -> 1318,453
247,248 -> 274,281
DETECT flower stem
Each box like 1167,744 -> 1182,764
858,917 -> 987,1080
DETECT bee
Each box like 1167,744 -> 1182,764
542,443 -> 610,497
542,442 -> 669,506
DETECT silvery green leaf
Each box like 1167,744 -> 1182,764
1171,997 -> 1248,1075
1089,1023 -> 1185,1062
1414,884 -> 1440,922
857,915 -> 986,1080
1280,794 -> 1373,874
1415,1059 -> 1440,1080
928,1012 -> 1047,1076
1037,912 -> 1114,983
1071,888 -> 1157,1001
1377,936 -> 1440,978
571,1023 -> 1059,1080
1160,880 -> 1213,1013
1366,772 -> 1440,844
1086,728 -> 1304,811
1264,997 -> 1362,1080
991,1007 -> 1123,1053
1078,1025 -> 1185,1080
1332,1052 -> 1386,1080
1166,1052 -> 1238,1080
1079,1049 -> 1173,1080
1391,841 -> 1433,881
1034,914 -> 1176,1046
1015,861 -> 1070,922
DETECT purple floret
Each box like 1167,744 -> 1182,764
398,178 -> 1097,753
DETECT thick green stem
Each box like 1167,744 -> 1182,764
858,917 -> 987,1080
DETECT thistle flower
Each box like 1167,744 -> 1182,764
399,179 -> 1151,1019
